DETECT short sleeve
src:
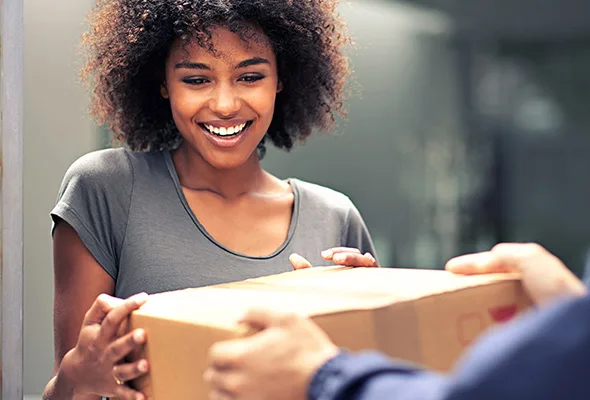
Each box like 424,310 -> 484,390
343,200 -> 378,262
50,148 -> 133,279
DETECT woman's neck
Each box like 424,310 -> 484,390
171,143 -> 269,200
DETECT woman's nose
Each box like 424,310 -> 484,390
209,83 -> 240,117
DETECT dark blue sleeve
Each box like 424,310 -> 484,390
309,294 -> 590,400
308,351 -> 450,400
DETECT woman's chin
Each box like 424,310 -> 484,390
203,150 -> 260,170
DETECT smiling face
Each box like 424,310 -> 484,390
161,24 -> 282,169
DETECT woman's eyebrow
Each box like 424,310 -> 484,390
235,57 -> 270,69
175,61 -> 211,70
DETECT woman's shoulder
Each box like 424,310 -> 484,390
290,178 -> 356,213
52,148 -> 168,235
56,148 -> 133,204
65,147 -> 133,176
62,148 -> 164,184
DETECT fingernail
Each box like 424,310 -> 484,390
138,359 -> 148,372
446,258 -> 460,270
321,250 -> 332,258
448,254 -> 469,267
134,329 -> 146,343
475,253 -> 493,269
134,292 -> 149,305
333,254 -> 345,263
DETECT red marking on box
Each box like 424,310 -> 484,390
488,304 -> 518,323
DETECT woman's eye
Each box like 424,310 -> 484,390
183,77 -> 209,85
240,75 -> 264,83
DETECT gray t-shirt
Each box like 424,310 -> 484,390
51,148 -> 376,298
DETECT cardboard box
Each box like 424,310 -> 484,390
128,267 -> 533,399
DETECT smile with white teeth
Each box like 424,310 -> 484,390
202,122 -> 249,137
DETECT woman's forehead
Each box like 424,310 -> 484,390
168,24 -> 275,64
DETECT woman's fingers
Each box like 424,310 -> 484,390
113,381 -> 147,400
99,293 -> 148,342
83,293 -> 124,326
112,359 -> 149,385
292,248 -> 378,269
321,247 -> 361,260
332,252 -> 378,267
289,253 -> 313,270
106,329 -> 147,364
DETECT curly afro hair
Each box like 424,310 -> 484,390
81,0 -> 352,152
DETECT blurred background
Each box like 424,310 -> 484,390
2,0 -> 590,396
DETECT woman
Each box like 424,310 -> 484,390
43,1 -> 378,399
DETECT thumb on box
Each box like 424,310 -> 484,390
289,253 -> 312,270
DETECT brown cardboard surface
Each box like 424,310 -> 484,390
247,266 -> 523,299
128,267 -> 533,399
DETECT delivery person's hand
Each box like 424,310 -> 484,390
57,292 -> 150,400
289,247 -> 379,270
446,243 -> 587,306
205,308 -> 339,400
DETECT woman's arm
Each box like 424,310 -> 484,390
44,220 -> 114,400
43,221 -> 148,400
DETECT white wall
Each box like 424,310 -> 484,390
24,0 -> 99,394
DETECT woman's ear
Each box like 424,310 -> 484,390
276,80 -> 284,93
160,82 -> 170,99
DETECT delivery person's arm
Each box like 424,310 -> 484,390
309,293 -> 590,400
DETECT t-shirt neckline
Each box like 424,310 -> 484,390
163,149 -> 300,260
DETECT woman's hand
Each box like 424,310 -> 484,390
446,243 -> 588,306
290,247 -> 379,270
58,292 -> 150,400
